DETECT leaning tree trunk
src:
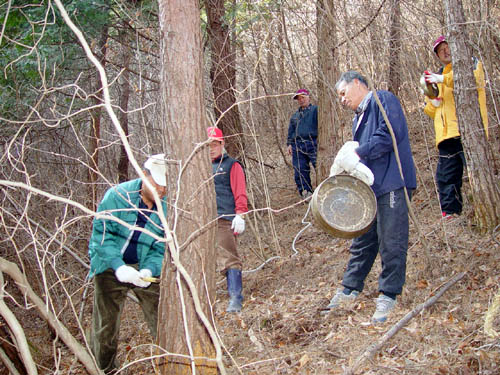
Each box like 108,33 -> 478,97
444,0 -> 500,231
205,0 -> 243,157
157,0 -> 218,374
316,0 -> 339,183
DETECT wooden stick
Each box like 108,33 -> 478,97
343,272 -> 466,375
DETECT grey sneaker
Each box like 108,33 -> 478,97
325,288 -> 359,310
372,294 -> 396,323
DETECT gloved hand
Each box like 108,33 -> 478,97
330,141 -> 360,176
138,268 -> 153,288
424,71 -> 443,84
329,162 -> 343,177
115,265 -> 150,288
231,214 -> 245,235
338,148 -> 360,172
350,163 -> 374,186
430,98 -> 442,107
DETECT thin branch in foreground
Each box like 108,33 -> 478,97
343,272 -> 466,375
0,257 -> 101,375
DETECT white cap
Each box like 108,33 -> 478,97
144,154 -> 167,186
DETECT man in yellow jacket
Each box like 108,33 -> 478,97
423,35 -> 488,218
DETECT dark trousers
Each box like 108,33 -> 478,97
342,188 -> 411,296
90,268 -> 160,373
436,137 -> 464,215
291,138 -> 317,194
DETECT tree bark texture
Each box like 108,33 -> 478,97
117,23 -> 131,183
157,0 -> 217,374
316,0 -> 339,183
444,0 -> 500,232
387,0 -> 401,95
205,0 -> 243,157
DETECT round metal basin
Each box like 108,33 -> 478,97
311,174 -> 377,239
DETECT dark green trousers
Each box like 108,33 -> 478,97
90,268 -> 160,373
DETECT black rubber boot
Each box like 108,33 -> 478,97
226,269 -> 243,313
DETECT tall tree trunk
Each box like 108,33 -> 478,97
157,0 -> 217,374
387,0 -> 401,95
204,0 -> 243,157
87,24 -> 108,210
117,23 -> 131,183
316,0 -> 338,183
443,0 -> 500,231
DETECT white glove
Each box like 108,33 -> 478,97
138,268 -> 153,288
430,98 -> 442,107
424,72 -> 444,84
330,141 -> 360,176
115,265 -> 150,288
338,141 -> 359,156
351,163 -> 374,186
231,214 -> 245,235
329,162 -> 343,177
338,149 -> 360,172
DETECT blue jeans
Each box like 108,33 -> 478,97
342,188 -> 412,296
291,138 -> 317,194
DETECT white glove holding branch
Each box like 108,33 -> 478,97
115,265 -> 150,288
138,268 -> 153,287
231,214 -> 245,235
424,71 -> 444,84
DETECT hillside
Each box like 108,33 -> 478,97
2,114 -> 499,375
86,115 -> 500,374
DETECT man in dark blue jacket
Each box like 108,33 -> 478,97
324,71 -> 417,324
287,89 -> 318,198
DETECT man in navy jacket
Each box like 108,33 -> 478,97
325,71 -> 417,324
286,89 -> 318,198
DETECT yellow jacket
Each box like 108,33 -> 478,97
424,60 -> 488,147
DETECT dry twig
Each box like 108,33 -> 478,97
343,272 -> 466,375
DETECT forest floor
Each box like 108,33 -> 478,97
4,117 -> 500,375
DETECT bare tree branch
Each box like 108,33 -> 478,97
0,257 -> 102,375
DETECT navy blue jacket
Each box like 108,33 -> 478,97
353,91 -> 416,198
287,104 -> 318,145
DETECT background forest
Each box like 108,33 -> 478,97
1,0 -> 500,374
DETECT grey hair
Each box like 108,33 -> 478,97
335,71 -> 368,90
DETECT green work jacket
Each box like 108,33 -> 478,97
88,178 -> 167,277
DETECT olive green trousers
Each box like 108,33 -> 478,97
90,268 -> 160,373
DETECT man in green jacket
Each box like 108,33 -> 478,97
88,154 -> 168,374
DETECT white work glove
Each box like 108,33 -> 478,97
231,214 -> 245,235
115,265 -> 150,288
339,148 -> 360,172
138,268 -> 153,288
330,141 -> 359,176
330,141 -> 359,173
424,71 -> 444,84
329,162 -> 343,177
430,98 -> 442,107
350,163 -> 374,186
